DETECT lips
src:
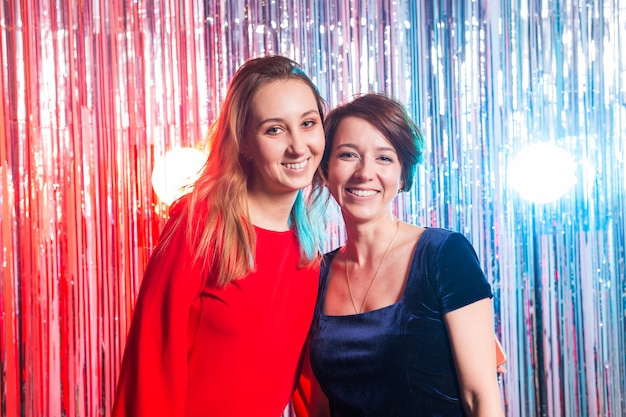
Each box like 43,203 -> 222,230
282,159 -> 308,170
347,188 -> 378,197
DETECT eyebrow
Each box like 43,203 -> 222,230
257,109 -> 320,125
335,143 -> 397,153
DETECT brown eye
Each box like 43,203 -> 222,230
338,152 -> 358,159
266,127 -> 283,135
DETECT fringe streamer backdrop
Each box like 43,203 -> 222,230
1,0 -> 625,416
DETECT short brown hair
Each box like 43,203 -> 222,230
321,93 -> 424,192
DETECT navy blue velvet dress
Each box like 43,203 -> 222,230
309,228 -> 493,417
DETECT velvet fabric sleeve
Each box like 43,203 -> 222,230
432,231 -> 493,314
111,205 -> 204,417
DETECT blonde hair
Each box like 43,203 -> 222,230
157,56 -> 327,287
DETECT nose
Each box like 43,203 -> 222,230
354,158 -> 374,180
287,130 -> 307,155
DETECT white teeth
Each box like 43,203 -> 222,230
283,160 -> 307,169
349,189 -> 377,197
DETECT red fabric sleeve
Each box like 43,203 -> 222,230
111,208 -> 204,417
293,344 -> 312,417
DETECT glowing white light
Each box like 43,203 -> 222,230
509,143 -> 577,203
151,147 -> 207,206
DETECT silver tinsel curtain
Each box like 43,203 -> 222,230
1,1 -> 624,416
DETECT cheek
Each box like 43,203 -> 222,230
309,130 -> 326,155
387,170 -> 403,189
326,164 -> 347,191
258,142 -> 284,160
326,178 -> 343,202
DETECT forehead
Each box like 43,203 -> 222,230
249,78 -> 318,120
333,116 -> 395,150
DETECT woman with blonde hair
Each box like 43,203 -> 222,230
112,55 -> 327,417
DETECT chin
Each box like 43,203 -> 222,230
289,181 -> 312,191
289,175 -> 316,189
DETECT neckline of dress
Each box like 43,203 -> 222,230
321,228 -> 431,318
253,225 -> 293,234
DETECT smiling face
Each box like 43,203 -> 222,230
327,116 -> 403,224
244,79 -> 325,197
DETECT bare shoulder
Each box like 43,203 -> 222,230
396,222 -> 426,252
398,222 -> 426,241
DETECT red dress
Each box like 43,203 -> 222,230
111,205 -> 319,417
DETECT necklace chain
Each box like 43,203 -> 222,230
345,220 -> 400,314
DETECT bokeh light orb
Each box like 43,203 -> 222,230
509,143 -> 577,203
151,147 -> 207,205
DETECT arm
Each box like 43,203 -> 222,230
293,342 -> 330,417
111,214 -> 204,417
444,298 -> 505,417
293,344 -> 312,417
309,368 -> 330,417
